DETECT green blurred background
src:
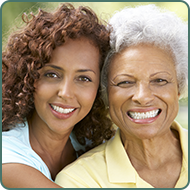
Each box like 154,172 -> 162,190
2,2 -> 188,129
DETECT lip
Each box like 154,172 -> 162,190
127,107 -> 161,124
49,103 -> 77,120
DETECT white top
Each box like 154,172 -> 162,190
2,121 -> 87,181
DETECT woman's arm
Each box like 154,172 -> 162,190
2,163 -> 62,188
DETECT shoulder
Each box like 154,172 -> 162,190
172,120 -> 188,139
59,131 -> 119,174
2,122 -> 51,179
55,142 -> 108,187
3,122 -> 29,148
59,142 -> 107,174
172,120 -> 188,164
3,122 -> 31,163
70,142 -> 106,166
3,122 -> 35,164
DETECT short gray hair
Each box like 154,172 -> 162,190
101,4 -> 188,105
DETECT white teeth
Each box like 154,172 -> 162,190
51,104 -> 75,114
128,109 -> 160,120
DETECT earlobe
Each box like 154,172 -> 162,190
33,82 -> 37,88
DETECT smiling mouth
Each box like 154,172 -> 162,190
50,104 -> 76,114
127,109 -> 161,120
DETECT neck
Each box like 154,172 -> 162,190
28,116 -> 72,155
121,129 -> 181,170
28,112 -> 76,180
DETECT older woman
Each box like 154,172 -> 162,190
55,4 -> 188,188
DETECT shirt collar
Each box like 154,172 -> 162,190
105,129 -> 136,183
171,121 -> 188,188
171,120 -> 188,167
105,121 -> 188,187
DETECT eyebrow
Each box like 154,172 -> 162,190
150,71 -> 172,77
44,65 -> 63,71
113,71 -> 172,80
113,74 -> 133,80
44,65 -> 96,74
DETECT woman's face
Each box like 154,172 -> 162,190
33,38 -> 100,135
108,45 -> 179,140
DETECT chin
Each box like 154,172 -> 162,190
131,128 -> 160,140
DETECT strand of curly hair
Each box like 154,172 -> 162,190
2,3 -> 115,151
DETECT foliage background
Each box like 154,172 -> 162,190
1,2 -> 188,129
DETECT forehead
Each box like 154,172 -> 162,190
109,45 -> 176,76
48,38 -> 100,67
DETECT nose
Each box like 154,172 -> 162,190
57,79 -> 74,100
132,82 -> 154,105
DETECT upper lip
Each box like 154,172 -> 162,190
50,103 -> 77,109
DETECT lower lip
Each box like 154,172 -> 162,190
49,105 -> 76,120
127,114 -> 160,124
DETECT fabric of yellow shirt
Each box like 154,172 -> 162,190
55,121 -> 188,188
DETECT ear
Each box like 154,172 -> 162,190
33,81 -> 37,88
33,79 -> 38,89
177,83 -> 180,98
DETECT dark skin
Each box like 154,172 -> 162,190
121,129 -> 182,188
29,119 -> 76,181
108,45 -> 182,188
2,164 -> 62,188
2,116 -> 76,188
2,38 -> 100,188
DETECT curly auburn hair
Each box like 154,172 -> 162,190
2,3 -> 115,149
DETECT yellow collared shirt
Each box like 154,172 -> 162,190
55,121 -> 188,188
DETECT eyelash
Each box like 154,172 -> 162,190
78,76 -> 92,82
44,72 -> 60,78
152,78 -> 168,85
44,72 -> 92,83
115,78 -> 168,87
116,81 -> 134,86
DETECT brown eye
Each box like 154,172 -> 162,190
78,76 -> 92,82
45,72 -> 58,78
152,78 -> 168,85
117,81 -> 135,87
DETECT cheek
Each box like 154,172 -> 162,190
108,87 -> 129,107
33,90 -> 46,108
165,93 -> 179,112
108,91 -> 127,129
163,95 -> 179,127
108,87 -> 126,118
79,86 -> 99,108
34,82 -> 54,103
159,87 -> 179,119
160,85 -> 179,104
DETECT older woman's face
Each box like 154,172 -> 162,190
108,45 -> 179,139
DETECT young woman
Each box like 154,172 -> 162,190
2,3 -> 114,188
